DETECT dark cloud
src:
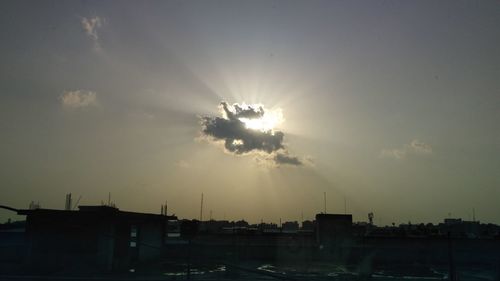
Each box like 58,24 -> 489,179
200,102 -> 303,166
274,153 -> 302,166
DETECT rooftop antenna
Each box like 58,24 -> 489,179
323,192 -> 327,214
72,195 -> 82,210
108,192 -> 111,206
200,193 -> 204,221
64,193 -> 72,210
29,201 -> 41,210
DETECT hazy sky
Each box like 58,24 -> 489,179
1,1 -> 499,224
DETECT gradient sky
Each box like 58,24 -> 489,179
1,1 -> 499,224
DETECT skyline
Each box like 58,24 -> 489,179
1,1 -> 499,224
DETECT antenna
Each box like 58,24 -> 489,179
368,212 -> 374,225
72,196 -> 82,210
323,192 -> 327,214
65,193 -> 72,210
108,192 -> 111,206
200,193 -> 204,221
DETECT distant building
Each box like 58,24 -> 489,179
17,205 -> 177,272
234,220 -> 249,228
260,222 -> 279,233
201,219 -> 230,233
439,218 -> 481,238
444,218 -> 462,225
301,220 -> 315,231
282,221 -> 299,233
315,214 -> 352,247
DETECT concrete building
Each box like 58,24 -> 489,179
17,205 -> 177,273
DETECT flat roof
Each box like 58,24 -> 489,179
17,205 -> 177,221
315,213 -> 353,220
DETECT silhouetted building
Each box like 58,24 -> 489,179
301,220 -> 315,231
439,218 -> 481,238
17,205 -> 177,273
444,218 -> 462,225
315,214 -> 352,246
200,219 -> 230,234
260,222 -> 279,233
282,221 -> 299,233
234,219 -> 249,228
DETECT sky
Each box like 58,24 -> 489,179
0,1 -> 499,225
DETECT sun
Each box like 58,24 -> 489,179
239,107 -> 284,132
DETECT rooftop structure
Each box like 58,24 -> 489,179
17,205 -> 177,273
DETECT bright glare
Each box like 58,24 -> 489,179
239,108 -> 284,132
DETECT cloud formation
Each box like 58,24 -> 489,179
81,16 -> 103,49
174,160 -> 190,168
60,90 -> 97,109
201,102 -> 303,166
380,139 -> 433,160
274,152 -> 302,166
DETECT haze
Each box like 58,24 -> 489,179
1,1 -> 499,224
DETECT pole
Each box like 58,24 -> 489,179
323,192 -> 327,214
200,193 -> 204,221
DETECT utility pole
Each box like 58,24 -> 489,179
200,193 -> 204,221
323,192 -> 327,214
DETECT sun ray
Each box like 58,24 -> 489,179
239,106 -> 284,132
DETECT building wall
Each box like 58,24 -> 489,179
138,222 -> 163,262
